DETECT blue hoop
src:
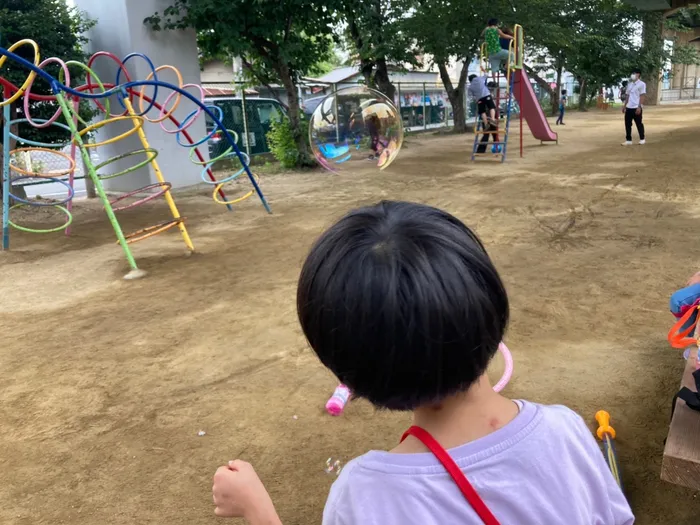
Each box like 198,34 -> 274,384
177,105 -> 223,147
8,119 -> 74,148
200,151 -> 250,185
116,53 -> 158,116
8,175 -> 75,206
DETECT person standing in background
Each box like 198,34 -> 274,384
556,89 -> 568,126
622,68 -> 646,146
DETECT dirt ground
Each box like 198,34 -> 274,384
2,105 -> 700,525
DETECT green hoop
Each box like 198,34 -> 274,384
8,203 -> 73,233
94,148 -> 158,179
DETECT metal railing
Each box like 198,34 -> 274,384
661,76 -> 699,102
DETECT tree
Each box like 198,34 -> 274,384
402,0 -> 513,133
516,0 -> 638,112
566,0 -> 638,111
340,0 -> 414,101
145,0 -> 337,166
665,7 -> 700,92
0,0 -> 95,201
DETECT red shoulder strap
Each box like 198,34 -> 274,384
401,426 -> 500,525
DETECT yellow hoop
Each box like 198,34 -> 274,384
213,173 -> 260,206
78,116 -> 145,148
0,39 -> 41,106
9,147 -> 76,177
138,65 -> 184,123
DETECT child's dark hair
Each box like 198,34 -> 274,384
297,201 -> 509,411
561,89 -> 567,95
487,18 -> 499,26
622,80 -> 628,87
468,74 -> 477,82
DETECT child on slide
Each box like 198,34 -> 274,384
212,201 -> 634,525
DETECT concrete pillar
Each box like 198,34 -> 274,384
73,0 -> 208,191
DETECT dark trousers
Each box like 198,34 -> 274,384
476,123 -> 498,154
556,107 -> 564,124
625,108 -> 644,141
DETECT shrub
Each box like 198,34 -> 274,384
266,117 -> 310,169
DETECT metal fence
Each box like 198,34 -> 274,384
661,76 -> 700,102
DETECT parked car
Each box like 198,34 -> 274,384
203,97 -> 287,158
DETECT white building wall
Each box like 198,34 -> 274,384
74,0 -> 209,191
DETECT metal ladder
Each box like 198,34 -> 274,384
470,71 -> 514,163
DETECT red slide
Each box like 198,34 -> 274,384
513,69 -> 558,143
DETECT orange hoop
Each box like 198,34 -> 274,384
122,217 -> 186,244
9,147 -> 76,177
138,65 -> 184,123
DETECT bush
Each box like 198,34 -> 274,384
266,117 -> 309,169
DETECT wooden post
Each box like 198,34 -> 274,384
662,317 -> 700,490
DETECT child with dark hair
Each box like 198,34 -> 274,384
483,18 -> 512,79
212,201 -> 634,525
556,88 -> 568,125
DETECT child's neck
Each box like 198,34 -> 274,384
392,375 -> 519,454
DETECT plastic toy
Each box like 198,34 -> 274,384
595,410 -> 622,489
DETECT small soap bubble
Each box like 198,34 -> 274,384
197,430 -> 206,437
324,457 -> 343,476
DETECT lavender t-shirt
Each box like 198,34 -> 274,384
323,401 -> 633,524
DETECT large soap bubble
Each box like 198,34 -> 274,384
309,87 -> 403,173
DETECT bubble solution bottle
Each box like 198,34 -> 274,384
325,384 -> 351,416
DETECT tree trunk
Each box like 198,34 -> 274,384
438,60 -> 468,133
276,60 -> 312,165
0,103 -> 28,204
374,58 -> 395,101
642,11 -> 664,106
82,152 -> 96,198
578,78 -> 588,111
525,66 -> 555,114
551,59 -> 563,116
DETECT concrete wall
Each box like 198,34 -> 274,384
201,60 -> 234,84
74,0 -> 208,191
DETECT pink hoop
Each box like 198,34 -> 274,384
109,182 -> 172,212
493,342 -> 514,393
23,57 -> 70,128
159,83 -> 206,134
87,52 -> 132,117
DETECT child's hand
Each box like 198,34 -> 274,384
212,460 -> 280,524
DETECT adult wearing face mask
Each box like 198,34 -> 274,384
622,68 -> 646,146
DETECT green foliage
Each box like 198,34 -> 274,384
145,0 -> 338,166
145,0 -> 336,86
266,117 -> 309,169
0,0 -> 96,145
666,7 -> 700,66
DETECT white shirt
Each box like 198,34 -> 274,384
626,79 -> 646,109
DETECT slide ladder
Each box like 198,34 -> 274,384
472,24 -> 556,162
471,72 -> 514,163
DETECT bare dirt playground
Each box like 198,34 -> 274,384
2,105 -> 700,525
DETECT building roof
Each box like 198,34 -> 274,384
203,86 -> 258,97
317,66 -> 361,84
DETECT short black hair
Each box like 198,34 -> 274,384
297,201 -> 509,411
487,18 -> 499,26
469,74 -> 477,82
561,89 -> 567,95
631,67 -> 642,75
622,80 -> 628,86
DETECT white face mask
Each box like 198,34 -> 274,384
630,74 -> 639,82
